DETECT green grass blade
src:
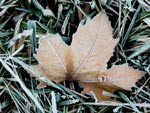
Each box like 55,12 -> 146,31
0,58 -> 44,113
128,42 -> 150,59
0,15 -> 12,29
118,92 -> 141,113
121,5 -> 142,47
27,20 -> 37,54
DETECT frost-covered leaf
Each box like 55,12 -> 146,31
30,10 -> 145,100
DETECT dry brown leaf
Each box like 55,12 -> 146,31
30,10 -> 145,100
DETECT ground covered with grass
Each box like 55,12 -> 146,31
0,0 -> 150,113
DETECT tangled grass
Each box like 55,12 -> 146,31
0,0 -> 150,113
